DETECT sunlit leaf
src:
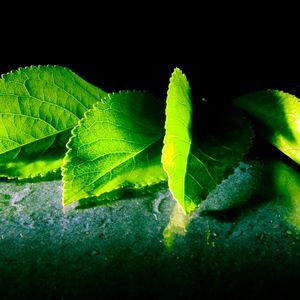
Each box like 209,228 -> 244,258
62,91 -> 167,205
162,68 -> 253,214
233,89 -> 300,165
0,65 -> 106,178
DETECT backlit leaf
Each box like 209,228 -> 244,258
162,68 -> 253,214
0,65 -> 106,178
62,91 -> 167,205
233,90 -> 300,165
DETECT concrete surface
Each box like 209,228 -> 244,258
1,159 -> 300,299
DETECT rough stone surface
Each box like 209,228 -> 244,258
1,159 -> 300,299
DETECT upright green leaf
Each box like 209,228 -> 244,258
162,68 -> 194,213
62,91 -> 167,205
233,89 -> 300,165
162,68 -> 253,214
0,65 -> 106,178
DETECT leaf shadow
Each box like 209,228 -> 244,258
75,181 -> 168,210
197,88 -> 300,222
199,150 -> 300,230
199,204 -> 261,223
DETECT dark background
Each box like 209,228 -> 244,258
1,59 -> 300,105
1,1 -> 300,105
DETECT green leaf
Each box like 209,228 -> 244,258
232,89 -> 300,165
0,65 -> 106,179
192,109 -> 254,210
162,68 -> 194,213
162,68 -> 253,214
62,91 -> 167,205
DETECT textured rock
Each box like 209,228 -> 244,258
0,159 -> 300,299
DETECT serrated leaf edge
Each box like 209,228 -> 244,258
1,64 -> 71,81
62,90 -> 166,205
199,114 -> 255,203
0,164 -> 62,180
0,65 -> 105,180
162,67 -> 193,214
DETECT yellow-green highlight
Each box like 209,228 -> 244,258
163,202 -> 193,250
272,160 -> 300,230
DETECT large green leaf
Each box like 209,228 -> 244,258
62,91 -> 167,205
0,65 -> 106,178
162,68 -> 253,214
233,89 -> 300,165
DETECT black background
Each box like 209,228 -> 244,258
1,59 -> 299,104
1,2 -> 300,107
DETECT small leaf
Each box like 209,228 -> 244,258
162,68 -> 253,214
0,65 -> 106,178
62,91 -> 167,205
233,89 -> 300,165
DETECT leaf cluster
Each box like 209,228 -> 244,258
1,65 -> 294,214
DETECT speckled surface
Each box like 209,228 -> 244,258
1,159 -> 300,299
